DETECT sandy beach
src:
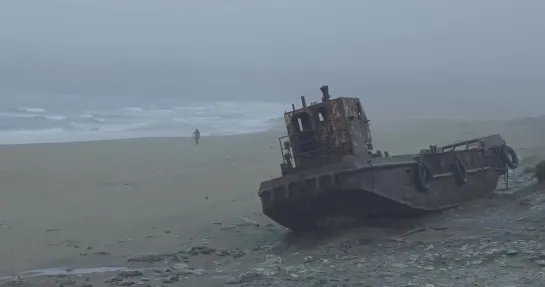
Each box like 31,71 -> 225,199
0,129 -> 285,273
1,116 -> 545,286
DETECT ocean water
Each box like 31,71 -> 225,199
0,99 -> 288,145
1,90 -> 542,145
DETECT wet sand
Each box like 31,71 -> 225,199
0,130 -> 283,275
1,116 -> 545,286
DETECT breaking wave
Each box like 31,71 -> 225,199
0,101 -> 288,144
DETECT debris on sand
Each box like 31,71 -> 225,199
237,216 -> 260,227
117,270 -> 143,278
127,253 -> 173,262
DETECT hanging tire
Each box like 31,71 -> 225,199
452,156 -> 468,186
415,161 -> 432,193
500,145 -> 519,169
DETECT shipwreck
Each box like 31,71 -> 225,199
258,85 -> 519,231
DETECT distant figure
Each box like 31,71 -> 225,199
193,128 -> 200,145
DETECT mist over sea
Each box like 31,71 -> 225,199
2,56 -> 544,146
2,1 -> 545,145
0,93 -> 288,144
1,77 -> 544,145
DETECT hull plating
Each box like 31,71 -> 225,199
259,148 -> 507,231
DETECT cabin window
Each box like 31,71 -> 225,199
292,112 -> 312,132
317,107 -> 327,122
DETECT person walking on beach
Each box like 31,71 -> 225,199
193,128 -> 201,145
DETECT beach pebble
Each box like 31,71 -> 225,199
263,254 -> 284,268
188,246 -> 215,255
220,226 -> 236,231
118,270 -> 143,278
173,263 -> 189,271
127,254 -> 165,262
232,250 -> 245,258
216,250 -> 229,256
225,271 -> 262,285
162,276 -> 178,283
423,266 -> 435,271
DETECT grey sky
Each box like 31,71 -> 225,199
0,0 -> 544,110
1,0 -> 543,71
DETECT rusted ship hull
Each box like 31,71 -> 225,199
257,86 -> 519,232
259,137 -> 515,231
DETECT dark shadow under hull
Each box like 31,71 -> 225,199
265,188 -> 430,231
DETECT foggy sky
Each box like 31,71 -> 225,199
1,0 -> 544,103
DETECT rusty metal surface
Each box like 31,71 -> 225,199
281,96 -> 374,173
259,85 -> 518,231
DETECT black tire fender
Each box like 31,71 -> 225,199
500,145 -> 519,169
452,155 -> 468,186
415,161 -> 432,193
